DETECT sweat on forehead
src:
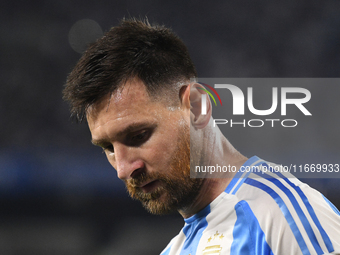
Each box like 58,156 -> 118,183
86,78 -> 181,119
90,78 -> 183,116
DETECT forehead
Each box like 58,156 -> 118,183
87,79 -> 165,131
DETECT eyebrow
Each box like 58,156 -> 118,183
91,121 -> 156,146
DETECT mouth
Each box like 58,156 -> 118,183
139,180 -> 161,193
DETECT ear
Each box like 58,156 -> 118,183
181,83 -> 212,129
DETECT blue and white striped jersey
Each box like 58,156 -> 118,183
160,156 -> 340,255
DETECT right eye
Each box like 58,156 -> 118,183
102,144 -> 114,154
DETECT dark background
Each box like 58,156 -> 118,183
1,0 -> 340,254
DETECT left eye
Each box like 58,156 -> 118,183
133,131 -> 148,141
129,130 -> 150,146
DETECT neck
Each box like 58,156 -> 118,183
179,118 -> 247,219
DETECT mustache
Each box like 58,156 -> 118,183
125,172 -> 158,188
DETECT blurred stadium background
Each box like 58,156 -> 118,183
1,0 -> 340,254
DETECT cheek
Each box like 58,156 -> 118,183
145,131 -> 179,170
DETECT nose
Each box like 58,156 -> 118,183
111,143 -> 144,180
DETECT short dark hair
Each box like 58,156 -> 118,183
63,18 -> 197,121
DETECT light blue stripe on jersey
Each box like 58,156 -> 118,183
255,171 -> 324,255
245,178 -> 311,255
273,170 -> 334,253
231,200 -> 273,255
225,156 -> 262,194
179,205 -> 210,255
231,161 -> 265,195
161,246 -> 171,255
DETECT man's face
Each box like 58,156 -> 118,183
87,79 -> 203,214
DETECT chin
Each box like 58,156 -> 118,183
141,193 -> 178,215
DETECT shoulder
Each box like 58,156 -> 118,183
226,157 -> 340,254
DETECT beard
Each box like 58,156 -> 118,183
124,124 -> 203,215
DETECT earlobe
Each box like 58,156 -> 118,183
189,83 -> 212,129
